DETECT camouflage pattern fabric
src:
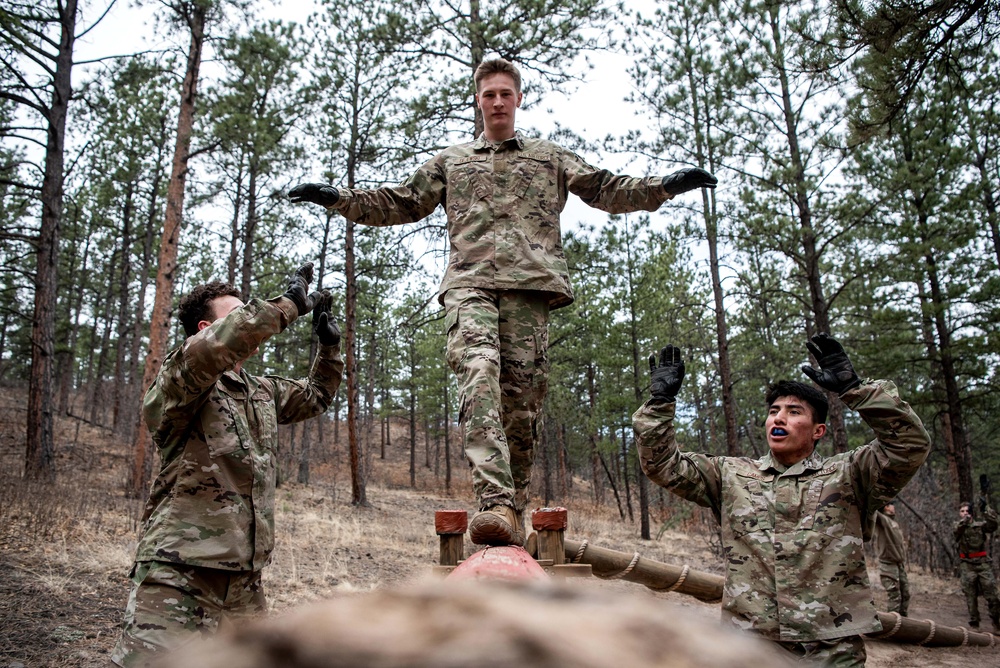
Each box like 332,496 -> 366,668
111,560 -> 265,667
774,635 -> 867,667
633,380 -> 931,642
955,506 -> 1000,625
873,510 -> 909,615
958,561 -> 1000,626
444,287 -> 548,511
878,561 -> 910,616
135,296 -> 343,571
329,132 -> 671,310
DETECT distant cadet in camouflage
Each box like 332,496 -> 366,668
633,334 -> 931,667
872,502 -> 909,616
289,58 -> 718,547
954,499 -> 1000,631
112,264 -> 344,667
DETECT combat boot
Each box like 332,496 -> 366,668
469,505 -> 524,547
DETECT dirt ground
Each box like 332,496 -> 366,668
0,395 -> 997,667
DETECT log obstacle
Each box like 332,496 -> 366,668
867,611 -> 996,648
563,537 -> 998,648
433,512 -> 995,649
446,545 -> 548,581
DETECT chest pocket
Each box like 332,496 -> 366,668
728,473 -> 773,535
203,385 -> 248,458
511,152 -> 550,199
805,471 -> 852,540
449,155 -> 491,203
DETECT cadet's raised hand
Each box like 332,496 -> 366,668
283,262 -> 324,317
312,290 -> 341,348
661,167 -> 718,196
288,183 -> 340,207
649,345 -> 685,403
800,333 -> 861,394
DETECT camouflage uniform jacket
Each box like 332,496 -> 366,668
633,380 -> 930,642
954,506 -> 998,564
873,511 -> 906,566
136,296 -> 344,572
329,132 -> 671,309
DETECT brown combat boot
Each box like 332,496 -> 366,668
469,505 -> 524,547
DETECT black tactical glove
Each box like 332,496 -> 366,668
312,290 -> 341,347
649,345 -> 685,403
800,333 -> 861,394
283,262 -> 324,317
288,182 -> 340,207
661,167 -> 718,196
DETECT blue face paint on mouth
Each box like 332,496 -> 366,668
771,428 -> 788,436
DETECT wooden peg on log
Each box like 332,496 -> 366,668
435,510 -> 468,566
532,507 -> 568,565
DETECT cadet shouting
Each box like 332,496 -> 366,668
289,58 -> 717,547
633,334 -> 930,666
112,264 -> 343,666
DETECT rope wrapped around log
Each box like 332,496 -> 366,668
563,536 -> 998,648
564,537 -> 723,602
866,612 -> 996,648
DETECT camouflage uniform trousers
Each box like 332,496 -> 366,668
444,287 -> 549,513
879,561 -> 909,616
774,635 -> 866,667
958,560 -> 1000,626
111,560 -> 266,667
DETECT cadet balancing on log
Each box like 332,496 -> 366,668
632,334 -> 932,666
289,57 -> 717,549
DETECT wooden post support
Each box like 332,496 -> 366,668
532,507 -> 568,565
435,510 -> 468,566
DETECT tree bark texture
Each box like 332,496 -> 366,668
128,2 -> 207,497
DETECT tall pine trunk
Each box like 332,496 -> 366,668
128,2 -> 208,497
26,0 -> 77,480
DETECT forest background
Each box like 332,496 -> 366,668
1,0 -> 999,579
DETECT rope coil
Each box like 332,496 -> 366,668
960,626 -> 969,647
665,564 -> 690,592
571,539 -> 588,564
607,552 -> 640,580
878,612 -> 904,639
916,619 -> 936,646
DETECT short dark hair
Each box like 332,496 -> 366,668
765,380 -> 829,424
474,58 -> 522,93
960,501 -> 972,512
177,281 -> 241,337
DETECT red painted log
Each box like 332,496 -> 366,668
446,546 -> 548,582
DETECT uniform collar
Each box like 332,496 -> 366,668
474,130 -> 524,151
758,449 -> 825,475
221,368 -> 249,388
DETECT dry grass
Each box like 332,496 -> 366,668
0,389 -> 995,667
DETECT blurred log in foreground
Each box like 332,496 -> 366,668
154,579 -> 796,668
